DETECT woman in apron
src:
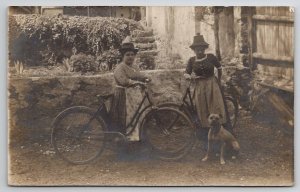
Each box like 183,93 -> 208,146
110,40 -> 151,141
184,33 -> 227,140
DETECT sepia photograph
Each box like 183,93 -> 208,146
7,6 -> 294,186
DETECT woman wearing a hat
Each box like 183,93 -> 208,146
184,33 -> 227,137
110,38 -> 151,136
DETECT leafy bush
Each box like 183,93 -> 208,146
69,53 -> 97,74
9,14 -> 143,67
63,51 -> 121,74
96,49 -> 121,71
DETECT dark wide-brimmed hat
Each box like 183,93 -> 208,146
189,33 -> 209,49
119,36 -> 139,54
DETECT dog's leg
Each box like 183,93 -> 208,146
220,142 -> 226,165
231,141 -> 240,159
231,141 -> 240,151
202,138 -> 212,161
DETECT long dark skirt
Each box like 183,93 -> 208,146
109,87 -> 126,134
194,76 -> 226,128
109,86 -> 144,140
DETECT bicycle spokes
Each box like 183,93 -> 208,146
142,108 -> 195,156
52,108 -> 106,164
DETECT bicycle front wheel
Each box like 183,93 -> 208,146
141,107 -> 196,160
51,106 -> 107,165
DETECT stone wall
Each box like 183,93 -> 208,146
8,70 -> 185,144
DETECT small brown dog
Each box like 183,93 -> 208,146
202,114 -> 240,164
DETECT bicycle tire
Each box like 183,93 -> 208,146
51,106 -> 107,165
157,102 -> 192,119
224,96 -> 239,130
141,107 -> 196,160
159,99 -> 238,130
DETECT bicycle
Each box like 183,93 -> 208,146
157,75 -> 239,136
51,82 -> 196,165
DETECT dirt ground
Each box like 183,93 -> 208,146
8,110 -> 293,186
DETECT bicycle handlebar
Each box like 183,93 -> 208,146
184,75 -> 223,90
129,81 -> 149,90
186,76 -> 201,80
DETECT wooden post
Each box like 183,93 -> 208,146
248,7 -> 256,70
129,7 -> 132,19
194,7 -> 201,34
146,7 -> 152,27
214,7 -> 222,60
34,6 -> 40,14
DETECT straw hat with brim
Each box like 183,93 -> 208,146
119,42 -> 139,54
189,33 -> 209,49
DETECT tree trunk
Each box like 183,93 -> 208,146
213,8 -> 221,61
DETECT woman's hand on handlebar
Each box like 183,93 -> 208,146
184,73 -> 191,80
137,82 -> 147,90
128,78 -> 150,89
129,81 -> 147,89
184,73 -> 199,80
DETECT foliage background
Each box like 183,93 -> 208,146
9,14 -> 143,68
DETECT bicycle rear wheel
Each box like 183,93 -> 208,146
225,96 -> 239,129
141,107 -> 196,160
51,106 -> 107,164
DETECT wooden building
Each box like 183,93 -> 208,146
9,6 -> 41,15
250,7 -> 294,92
249,7 -> 294,128
9,6 -> 144,21
41,6 -> 144,21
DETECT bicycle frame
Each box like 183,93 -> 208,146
181,83 -> 203,129
93,85 -> 155,137
124,89 -> 154,136
182,85 -> 196,111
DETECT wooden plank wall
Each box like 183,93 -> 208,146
253,7 -> 294,81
